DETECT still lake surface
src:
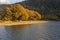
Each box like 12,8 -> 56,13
0,21 -> 60,40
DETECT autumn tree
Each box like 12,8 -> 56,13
4,7 -> 12,21
4,4 -> 41,21
26,9 -> 41,20
5,4 -> 29,21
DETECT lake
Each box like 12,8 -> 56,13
0,21 -> 60,40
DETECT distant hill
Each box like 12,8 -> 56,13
0,0 -> 60,20
16,0 -> 60,20
26,0 -> 60,8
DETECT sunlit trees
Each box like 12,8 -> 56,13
26,9 -> 41,20
15,4 -> 29,21
0,4 -> 41,21
4,7 -> 12,21
5,4 -> 29,21
34,12 -> 41,20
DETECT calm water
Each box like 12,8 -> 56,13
0,21 -> 60,40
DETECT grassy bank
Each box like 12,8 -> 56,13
0,21 -> 42,26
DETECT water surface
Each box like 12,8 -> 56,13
0,21 -> 60,40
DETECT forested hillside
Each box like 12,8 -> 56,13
19,0 -> 60,20
0,0 -> 60,21
0,4 -> 41,21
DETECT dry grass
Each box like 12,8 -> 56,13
0,21 -> 41,26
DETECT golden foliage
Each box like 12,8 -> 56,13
26,9 -> 41,20
4,4 -> 41,21
4,7 -> 12,21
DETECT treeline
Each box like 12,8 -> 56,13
0,4 -> 41,21
20,0 -> 60,20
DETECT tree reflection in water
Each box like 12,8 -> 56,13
5,25 -> 28,40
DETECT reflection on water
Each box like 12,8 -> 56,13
0,21 -> 60,40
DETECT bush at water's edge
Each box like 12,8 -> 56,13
0,4 -> 41,22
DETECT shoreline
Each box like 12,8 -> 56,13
0,21 -> 59,26
0,21 -> 43,26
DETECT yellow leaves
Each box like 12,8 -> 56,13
4,15 -> 12,21
4,4 -> 41,21
26,9 -> 41,20
14,12 -> 21,18
6,7 -> 12,14
35,12 -> 41,20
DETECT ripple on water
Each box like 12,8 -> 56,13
0,21 -> 60,40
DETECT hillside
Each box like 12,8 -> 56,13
17,0 -> 60,20
0,4 -> 41,22
0,0 -> 60,20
